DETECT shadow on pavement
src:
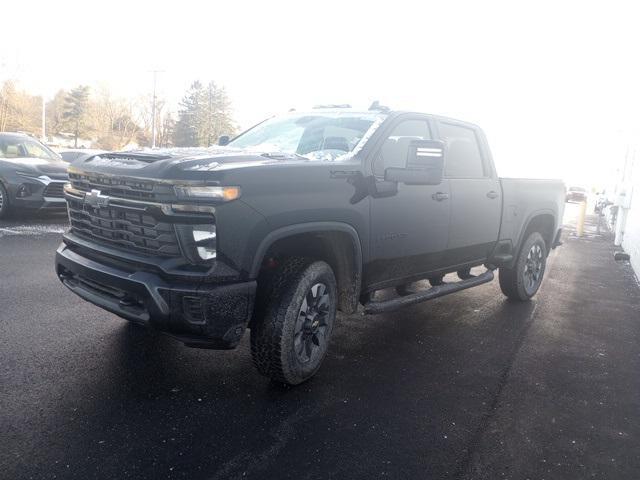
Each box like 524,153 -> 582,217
30,295 -> 538,480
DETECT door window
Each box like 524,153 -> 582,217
373,119 -> 431,177
438,122 -> 485,178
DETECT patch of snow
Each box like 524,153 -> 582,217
0,224 -> 66,237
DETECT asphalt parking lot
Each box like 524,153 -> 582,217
2,204 -> 640,480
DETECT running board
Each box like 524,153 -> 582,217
363,269 -> 495,314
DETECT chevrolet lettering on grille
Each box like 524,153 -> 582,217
84,189 -> 110,208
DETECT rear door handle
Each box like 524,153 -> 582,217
432,192 -> 449,201
487,191 -> 499,199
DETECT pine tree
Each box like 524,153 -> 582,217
173,81 -> 205,147
62,85 -> 90,147
203,81 -> 235,146
173,80 -> 235,147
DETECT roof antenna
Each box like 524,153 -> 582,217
369,100 -> 390,112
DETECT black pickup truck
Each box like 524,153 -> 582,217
55,107 -> 565,385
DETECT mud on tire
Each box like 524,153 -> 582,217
250,258 -> 337,385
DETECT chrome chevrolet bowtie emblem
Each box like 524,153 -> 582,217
84,189 -> 110,208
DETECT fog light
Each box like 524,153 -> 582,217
192,224 -> 216,260
16,184 -> 31,198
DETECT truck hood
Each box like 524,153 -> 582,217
70,147 -> 352,182
1,157 -> 69,179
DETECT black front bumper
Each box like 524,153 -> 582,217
55,243 -> 256,349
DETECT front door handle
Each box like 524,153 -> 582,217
432,192 -> 449,201
487,191 -> 499,199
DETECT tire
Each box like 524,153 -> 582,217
499,232 -> 547,301
0,182 -> 10,219
250,258 -> 337,385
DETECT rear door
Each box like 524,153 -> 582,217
366,116 -> 451,288
436,121 -> 501,265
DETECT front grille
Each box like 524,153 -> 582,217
68,172 -> 180,202
43,182 -> 66,198
66,196 -> 181,257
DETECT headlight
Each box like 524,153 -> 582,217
16,172 -> 51,184
192,224 -> 217,260
174,185 -> 240,202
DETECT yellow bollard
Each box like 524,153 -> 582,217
576,200 -> 587,236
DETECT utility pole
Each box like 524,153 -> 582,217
150,70 -> 164,149
41,95 -> 46,142
208,83 -> 213,147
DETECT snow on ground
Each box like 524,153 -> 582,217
0,224 -> 66,237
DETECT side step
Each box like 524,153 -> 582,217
363,269 -> 495,314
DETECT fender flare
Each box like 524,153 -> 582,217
512,208 -> 558,263
249,222 -> 364,312
250,221 -> 363,277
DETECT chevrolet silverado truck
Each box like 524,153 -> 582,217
55,106 -> 565,385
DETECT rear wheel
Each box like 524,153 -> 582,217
499,232 -> 547,301
251,259 -> 337,385
0,183 -> 10,219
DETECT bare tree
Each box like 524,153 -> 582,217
0,80 -> 41,134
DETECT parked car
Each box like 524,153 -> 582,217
55,107 -> 565,385
566,185 -> 587,203
57,148 -> 107,163
0,132 -> 68,218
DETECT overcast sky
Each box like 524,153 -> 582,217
2,0 -> 639,185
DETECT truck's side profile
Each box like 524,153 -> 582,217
55,108 -> 565,384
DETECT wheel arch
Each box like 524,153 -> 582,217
517,210 -> 557,256
250,222 -> 363,314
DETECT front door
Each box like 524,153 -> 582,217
367,117 -> 451,289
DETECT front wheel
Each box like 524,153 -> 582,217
499,232 -> 547,301
0,182 -> 10,219
251,259 -> 337,385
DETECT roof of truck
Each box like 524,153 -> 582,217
286,108 -> 481,130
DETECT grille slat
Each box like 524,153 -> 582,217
67,197 -> 181,257
68,172 -> 171,201
43,182 -> 66,198
69,215 -> 176,244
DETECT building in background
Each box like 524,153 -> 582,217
609,142 -> 639,277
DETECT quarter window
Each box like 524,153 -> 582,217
438,122 -> 485,178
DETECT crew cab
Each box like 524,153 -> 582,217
55,106 -> 565,385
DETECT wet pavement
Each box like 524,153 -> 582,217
1,204 -> 639,479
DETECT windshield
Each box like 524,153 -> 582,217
0,135 -> 61,161
229,112 -> 386,161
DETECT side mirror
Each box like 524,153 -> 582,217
218,135 -> 230,146
385,140 -> 444,185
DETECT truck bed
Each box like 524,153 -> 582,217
498,177 -> 566,253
